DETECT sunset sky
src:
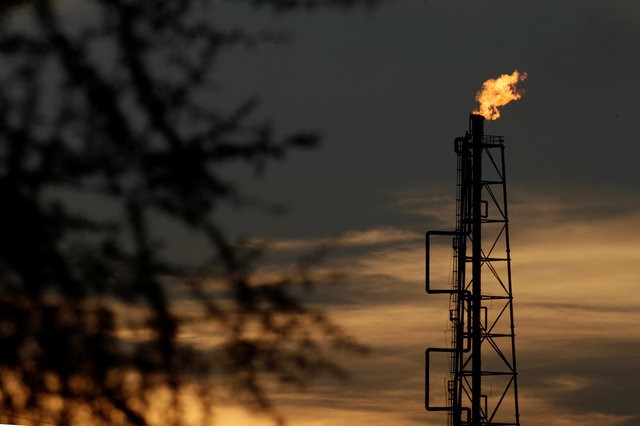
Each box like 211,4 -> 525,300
207,1 -> 640,425
2,0 -> 640,424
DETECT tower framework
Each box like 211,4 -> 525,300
425,115 -> 520,426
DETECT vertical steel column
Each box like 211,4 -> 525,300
470,114 -> 484,426
502,143 -> 521,426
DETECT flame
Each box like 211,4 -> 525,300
473,70 -> 527,120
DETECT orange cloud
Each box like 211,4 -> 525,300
204,188 -> 640,425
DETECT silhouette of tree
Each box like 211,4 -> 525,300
0,1 -> 373,424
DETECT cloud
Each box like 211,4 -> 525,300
518,393 -> 634,426
248,226 -> 417,251
212,187 -> 640,425
390,191 -> 456,226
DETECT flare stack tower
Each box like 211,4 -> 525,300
425,114 -> 520,426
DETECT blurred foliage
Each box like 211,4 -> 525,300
0,0 -> 373,424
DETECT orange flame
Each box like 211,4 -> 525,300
473,70 -> 527,120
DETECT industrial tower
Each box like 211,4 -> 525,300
425,114 -> 520,426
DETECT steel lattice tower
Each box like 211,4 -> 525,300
425,114 -> 520,426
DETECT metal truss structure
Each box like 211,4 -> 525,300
425,115 -> 520,426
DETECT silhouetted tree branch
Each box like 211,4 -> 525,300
0,1 -> 373,424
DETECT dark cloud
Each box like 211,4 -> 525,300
520,339 -> 640,421
35,1 -> 640,424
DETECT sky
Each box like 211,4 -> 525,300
205,1 -> 640,425
18,0 -> 640,425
